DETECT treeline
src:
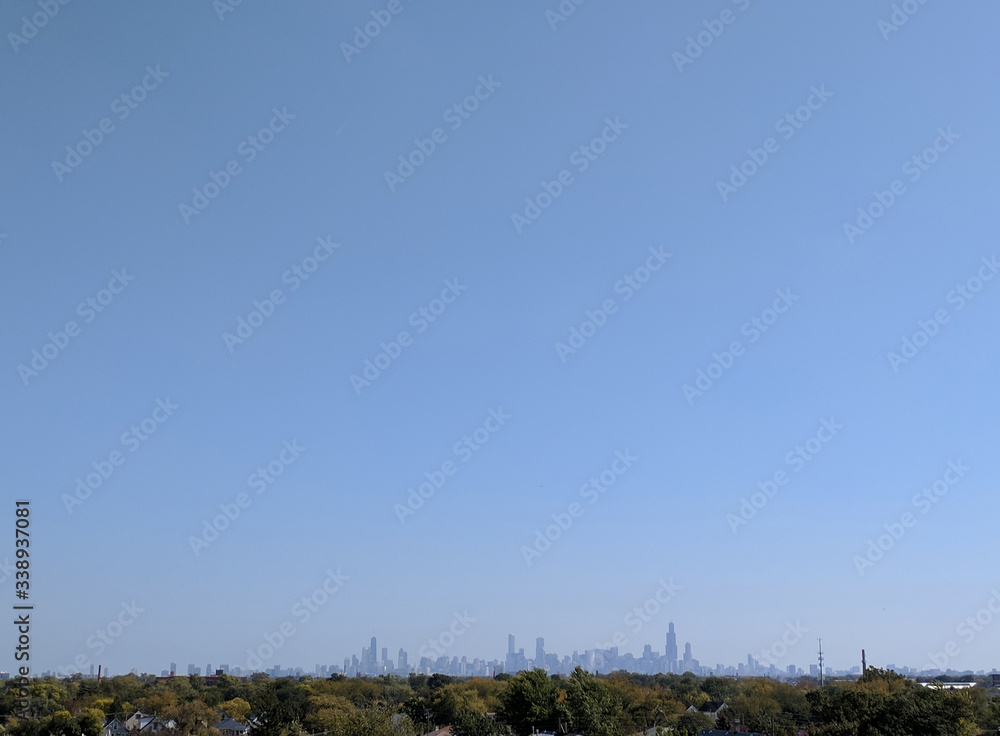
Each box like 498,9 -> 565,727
2,667 -> 999,736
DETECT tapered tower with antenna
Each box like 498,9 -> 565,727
818,639 -> 824,687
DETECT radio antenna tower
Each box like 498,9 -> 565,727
818,639 -> 825,687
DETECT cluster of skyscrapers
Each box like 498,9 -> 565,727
307,623 -> 814,679
501,624 -> 707,677
46,623 -> 994,680
143,624 -> 812,680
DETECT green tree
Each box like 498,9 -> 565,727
427,675 -> 453,693
399,696 -> 432,734
372,676 -> 414,708
428,683 -> 492,726
605,674 -> 683,733
301,692 -> 355,735
406,675 -> 430,700
4,718 -> 46,736
673,710 -> 714,735
247,680 -> 302,736
496,669 -> 563,736
77,707 -> 105,736
806,670 -> 980,736
213,675 -> 250,704
564,668 -> 627,736
701,676 -> 739,704
314,706 -> 412,736
137,687 -> 178,716
164,699 -> 219,736
220,697 -> 252,723
720,679 -> 796,736
450,710 -> 503,736
44,710 -> 79,736
664,674 -> 706,708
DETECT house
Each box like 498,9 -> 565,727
124,711 -> 175,734
140,717 -> 176,734
124,711 -> 150,731
213,715 -> 249,736
102,717 -> 128,736
688,701 -> 728,722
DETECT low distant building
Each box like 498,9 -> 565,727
919,681 -> 978,690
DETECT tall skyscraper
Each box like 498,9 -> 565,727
369,637 -> 377,673
665,622 -> 678,671
170,662 -> 177,675
536,637 -> 545,666
508,634 -> 515,655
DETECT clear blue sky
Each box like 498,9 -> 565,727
2,0 -> 999,676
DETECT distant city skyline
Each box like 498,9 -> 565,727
36,621 -> 999,681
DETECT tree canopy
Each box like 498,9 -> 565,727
2,667 -> 997,736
